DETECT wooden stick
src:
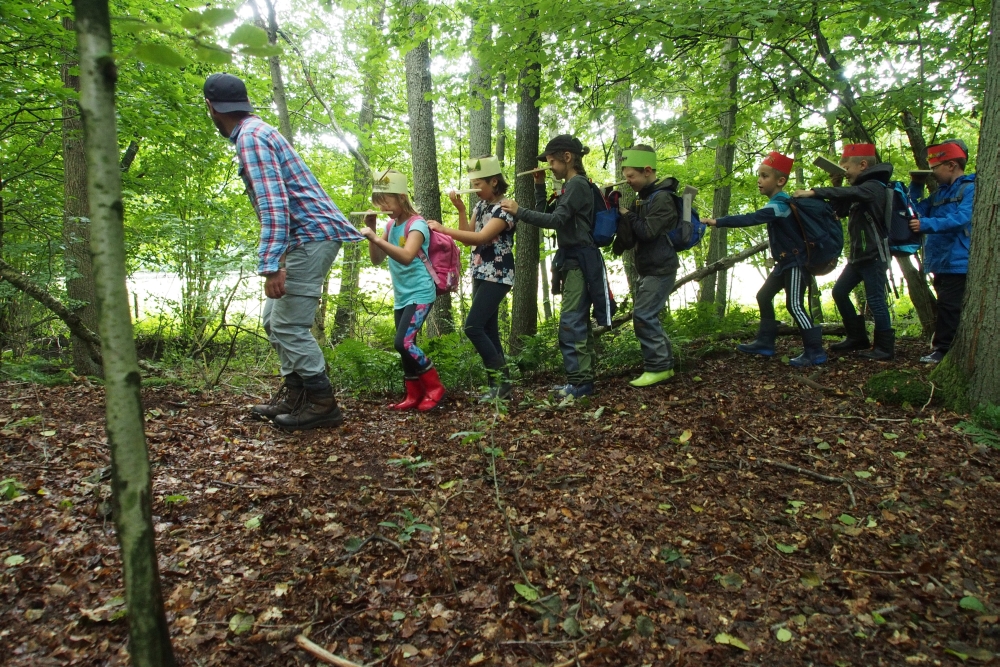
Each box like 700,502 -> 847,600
603,180 -> 627,189
516,166 -> 552,176
447,188 -> 481,195
349,211 -> 382,217
552,651 -> 591,667
759,458 -> 845,484
295,635 -> 365,667
792,374 -> 835,393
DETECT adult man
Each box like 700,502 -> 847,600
204,73 -> 362,429
908,139 -> 976,363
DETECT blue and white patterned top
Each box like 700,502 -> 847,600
470,200 -> 516,285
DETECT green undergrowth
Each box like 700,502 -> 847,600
0,354 -> 78,386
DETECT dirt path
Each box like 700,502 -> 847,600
2,341 -> 998,666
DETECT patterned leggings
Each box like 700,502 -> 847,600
394,303 -> 433,377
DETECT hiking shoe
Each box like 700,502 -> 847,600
273,388 -> 344,431
920,350 -> 945,364
251,375 -> 304,421
554,383 -> 594,399
479,383 -> 513,402
629,369 -> 675,387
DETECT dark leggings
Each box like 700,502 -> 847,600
932,273 -> 967,353
394,303 -> 433,377
464,279 -> 512,372
832,261 -> 891,331
758,265 -> 813,330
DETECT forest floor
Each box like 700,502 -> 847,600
2,338 -> 999,667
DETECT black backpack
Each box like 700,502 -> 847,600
789,198 -> 844,275
883,181 -> 922,256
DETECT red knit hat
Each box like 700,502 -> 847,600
842,143 -> 876,158
761,151 -> 793,176
926,142 -> 967,166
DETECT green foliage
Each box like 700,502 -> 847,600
1,478 -> 26,500
864,370 -> 932,407
326,338 -> 401,396
956,404 -> 1000,450
972,404 -> 1000,431
0,356 -> 77,386
379,508 -> 433,543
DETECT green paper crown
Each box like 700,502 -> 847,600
622,149 -> 657,169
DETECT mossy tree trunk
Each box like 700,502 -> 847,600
932,0 -> 1000,411
509,56 -> 540,353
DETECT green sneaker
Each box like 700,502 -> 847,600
629,369 -> 675,387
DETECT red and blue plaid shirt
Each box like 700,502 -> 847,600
231,116 -> 363,275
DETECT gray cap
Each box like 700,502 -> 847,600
203,73 -> 254,114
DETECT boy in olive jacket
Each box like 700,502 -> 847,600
612,145 -> 683,387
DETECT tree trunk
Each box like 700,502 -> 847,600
898,109 -> 940,337
539,250 -> 552,321
62,18 -> 101,376
496,73 -> 507,164
612,84 -> 640,300
700,37 -> 738,317
509,59 -> 541,352
933,0 -> 1000,410
72,2 -> 176,665
330,1 -> 384,343
404,11 -> 451,335
813,19 -> 874,146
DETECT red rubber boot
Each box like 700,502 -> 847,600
390,378 -> 423,411
417,367 -> 446,411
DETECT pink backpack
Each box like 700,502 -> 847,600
395,215 -> 461,295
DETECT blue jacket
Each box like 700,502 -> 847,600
716,191 -> 807,271
909,174 -> 976,275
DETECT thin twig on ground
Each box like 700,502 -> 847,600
294,635 -> 365,667
551,651 -> 591,667
336,533 -> 404,563
922,382 -> 936,412
792,375 -> 835,393
846,483 -> 857,508
759,458 -> 845,484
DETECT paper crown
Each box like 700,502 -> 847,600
372,169 -> 408,195
842,143 -> 877,158
926,142 -> 967,166
466,156 -> 503,180
621,149 -> 657,170
761,151 -> 794,175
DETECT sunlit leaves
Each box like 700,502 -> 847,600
132,42 -> 188,68
229,24 -> 269,49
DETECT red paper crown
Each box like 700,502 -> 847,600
842,143 -> 877,158
927,142 -> 967,166
761,151 -> 793,176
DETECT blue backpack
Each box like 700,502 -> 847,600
589,182 -> 618,246
789,198 -> 844,275
883,181 -> 922,256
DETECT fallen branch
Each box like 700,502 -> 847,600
672,241 -> 768,292
759,458 -> 845,484
552,651 -> 591,667
0,258 -> 102,365
294,635 -> 365,667
792,375 -> 836,394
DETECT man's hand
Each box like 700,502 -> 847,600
264,269 -> 286,299
909,218 -> 921,233
500,199 -> 519,216
792,189 -> 815,198
703,218 -> 717,227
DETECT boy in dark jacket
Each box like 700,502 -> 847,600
908,139 -> 976,363
501,134 -> 609,398
612,145 -> 683,387
794,143 -> 895,360
704,152 -> 826,367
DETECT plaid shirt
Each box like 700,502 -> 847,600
230,116 -> 363,275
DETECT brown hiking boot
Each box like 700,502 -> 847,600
273,388 -> 344,431
251,377 -> 304,421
